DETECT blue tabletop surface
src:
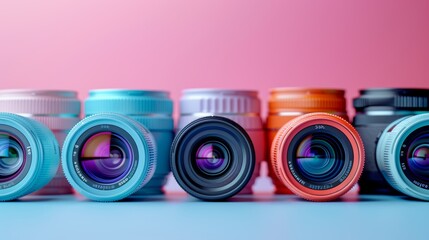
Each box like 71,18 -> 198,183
1,193 -> 426,240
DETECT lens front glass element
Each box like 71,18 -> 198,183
288,125 -> 353,190
194,141 -> 230,176
295,134 -> 344,183
79,132 -> 133,184
0,132 -> 25,181
402,128 -> 429,187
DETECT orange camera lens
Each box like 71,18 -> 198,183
271,113 -> 364,201
266,88 -> 348,194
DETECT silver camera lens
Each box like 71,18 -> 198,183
177,89 -> 265,194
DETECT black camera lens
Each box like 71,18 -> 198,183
171,116 -> 255,201
353,88 -> 429,194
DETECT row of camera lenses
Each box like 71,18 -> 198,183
0,88 -> 428,202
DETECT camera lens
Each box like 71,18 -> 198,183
84,89 -> 174,196
271,113 -> 364,201
353,88 -> 429,194
0,113 -> 60,201
267,88 -> 348,194
178,89 -> 264,194
0,90 -> 81,194
62,113 -> 156,201
377,113 -> 429,200
171,116 -> 255,201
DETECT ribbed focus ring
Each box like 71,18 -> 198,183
180,97 -> 260,114
29,116 -> 81,130
128,117 -> 157,193
22,117 -> 61,193
270,113 -> 305,182
354,93 -> 429,110
85,99 -> 173,115
269,98 -> 346,112
0,98 -> 81,115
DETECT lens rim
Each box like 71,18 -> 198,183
171,116 -> 255,201
62,114 -> 156,201
272,113 -> 364,201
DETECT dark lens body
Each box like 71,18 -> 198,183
171,116 -> 255,201
353,88 -> 429,194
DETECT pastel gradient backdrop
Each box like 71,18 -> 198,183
1,0 -> 429,116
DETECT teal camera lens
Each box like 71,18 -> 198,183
377,113 -> 429,200
62,113 -> 156,201
84,89 -> 173,195
0,113 -> 60,201
0,89 -> 81,195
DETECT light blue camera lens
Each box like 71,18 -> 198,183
85,89 -> 174,195
377,113 -> 429,200
0,113 -> 60,201
62,113 -> 156,201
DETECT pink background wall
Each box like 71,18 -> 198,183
1,0 -> 429,117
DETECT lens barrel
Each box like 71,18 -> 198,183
353,88 -> 429,194
171,116 -> 255,200
271,113 -> 364,201
84,89 -> 174,195
0,113 -> 60,201
0,90 -> 80,194
267,88 -> 348,194
376,113 -> 429,200
178,89 -> 264,194
62,113 -> 156,201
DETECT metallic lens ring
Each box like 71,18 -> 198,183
180,89 -> 261,115
0,90 -> 81,115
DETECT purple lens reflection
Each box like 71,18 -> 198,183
0,133 -> 25,181
407,133 -> 429,181
195,142 -> 229,175
79,132 -> 133,184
